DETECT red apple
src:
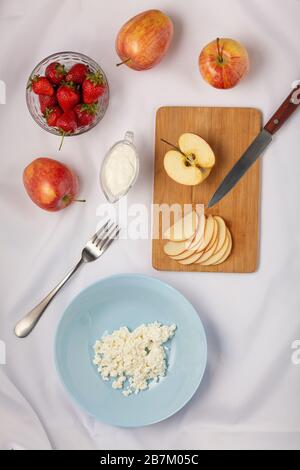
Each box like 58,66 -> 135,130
199,38 -> 249,89
116,9 -> 174,71
23,158 -> 79,212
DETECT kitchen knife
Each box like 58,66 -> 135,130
208,82 -> 300,208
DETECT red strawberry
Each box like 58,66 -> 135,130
45,62 -> 66,85
74,103 -> 98,127
44,106 -> 63,127
39,94 -> 57,113
56,110 -> 78,150
57,82 -> 80,111
29,75 -> 54,96
82,71 -> 105,104
56,110 -> 77,133
66,63 -> 89,84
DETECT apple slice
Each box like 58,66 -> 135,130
163,210 -> 198,242
212,230 -> 233,265
196,234 -> 219,264
213,216 -> 227,253
202,217 -> 218,252
189,213 -> 206,249
172,212 -> 205,257
178,133 -> 215,169
164,150 -> 211,186
171,244 -> 201,261
200,233 -> 230,266
163,235 -> 195,257
176,214 -> 212,263
176,216 -> 210,263
170,222 -> 205,260
178,249 -> 205,265
196,215 -> 214,252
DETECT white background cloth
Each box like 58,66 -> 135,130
0,0 -> 300,450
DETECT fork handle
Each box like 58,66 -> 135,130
14,259 -> 84,338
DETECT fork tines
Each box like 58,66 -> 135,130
92,220 -> 120,252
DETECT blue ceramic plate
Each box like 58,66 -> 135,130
55,274 -> 207,427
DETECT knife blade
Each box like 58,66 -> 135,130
208,82 -> 300,208
208,130 -> 272,208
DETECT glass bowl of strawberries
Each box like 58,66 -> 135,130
26,51 -> 109,149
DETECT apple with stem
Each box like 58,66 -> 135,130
23,157 -> 85,212
199,38 -> 249,89
163,133 -> 215,186
116,10 -> 173,71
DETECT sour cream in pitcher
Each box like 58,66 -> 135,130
100,132 -> 139,203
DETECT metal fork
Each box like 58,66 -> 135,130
14,221 -> 119,338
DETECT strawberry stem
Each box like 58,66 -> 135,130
59,131 -> 65,151
61,80 -> 76,89
27,75 -> 39,90
86,71 -> 104,85
116,58 -> 131,67
81,103 -> 98,114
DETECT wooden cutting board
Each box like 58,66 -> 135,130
152,107 -> 262,273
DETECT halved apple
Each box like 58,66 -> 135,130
178,133 -> 215,169
163,210 -> 198,242
164,151 -> 211,186
163,133 -> 215,186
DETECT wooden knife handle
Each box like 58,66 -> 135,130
264,83 -> 300,135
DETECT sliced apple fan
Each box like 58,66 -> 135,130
163,211 -> 232,266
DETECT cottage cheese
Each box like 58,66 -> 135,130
93,322 -> 177,396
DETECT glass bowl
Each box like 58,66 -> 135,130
26,51 -> 109,136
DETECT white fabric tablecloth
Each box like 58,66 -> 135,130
1,0 -> 300,450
